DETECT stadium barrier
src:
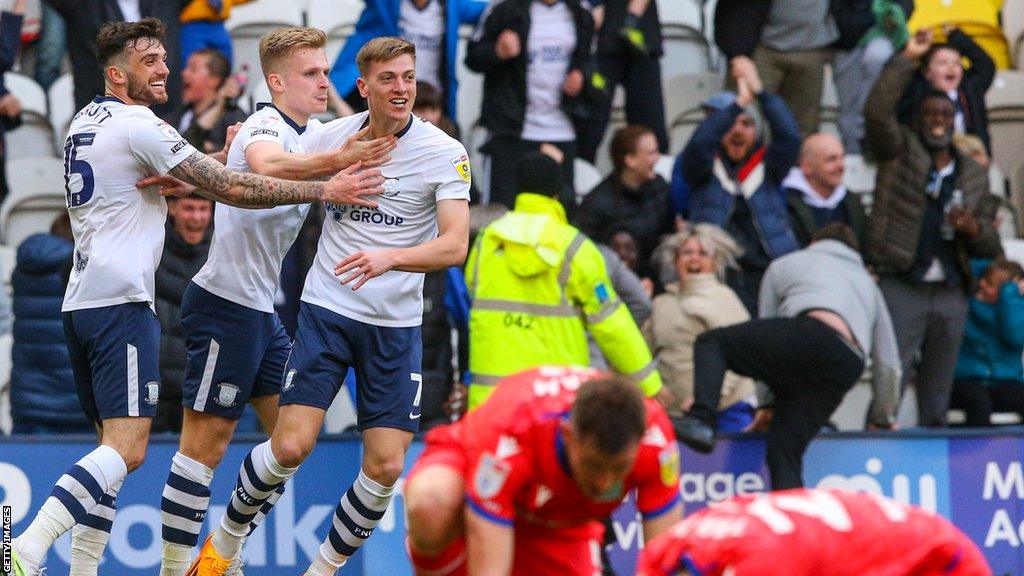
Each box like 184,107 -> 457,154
2,429 -> 1023,574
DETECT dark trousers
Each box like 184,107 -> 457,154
576,53 -> 668,163
950,380 -> 1024,426
691,316 -> 865,489
486,136 -> 576,217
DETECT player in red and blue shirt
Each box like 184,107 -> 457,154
405,366 -> 682,576
637,488 -> 991,576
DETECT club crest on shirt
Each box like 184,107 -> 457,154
450,153 -> 471,184
475,453 -> 511,499
381,177 -> 401,197
158,121 -> 179,140
214,383 -> 240,407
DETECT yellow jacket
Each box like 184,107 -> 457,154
466,193 -> 662,409
181,0 -> 254,23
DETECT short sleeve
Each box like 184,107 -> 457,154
128,116 -> 198,175
434,144 -> 472,202
465,445 -> 532,526
240,112 -> 288,151
635,407 -> 682,518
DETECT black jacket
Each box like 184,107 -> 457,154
575,175 -> 675,277
165,103 -> 249,152
785,188 -> 869,250
595,0 -> 662,57
713,0 -> 771,58
466,0 -> 600,142
896,29 -> 996,153
153,221 -> 211,433
829,0 -> 914,50
43,0 -> 187,120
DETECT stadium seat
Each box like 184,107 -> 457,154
455,27 -> 482,137
3,72 -> 56,159
306,0 -> 363,60
1002,0 -> 1024,68
662,72 -> 721,133
654,154 -> 674,182
988,115 -> 1024,176
701,0 -> 722,69
574,158 -> 603,203
986,70 -> 1024,110
660,28 -> 713,81
1,157 -> 67,247
225,0 -> 303,32
1009,158 -> 1024,237
47,73 -> 75,147
656,0 -> 702,30
667,107 -> 703,156
227,0 -> 305,107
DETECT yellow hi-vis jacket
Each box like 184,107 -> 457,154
465,192 -> 662,409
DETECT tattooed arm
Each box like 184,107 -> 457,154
166,152 -> 383,208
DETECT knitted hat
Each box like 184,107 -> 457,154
516,151 -> 564,198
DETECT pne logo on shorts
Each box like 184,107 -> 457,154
214,383 -> 240,408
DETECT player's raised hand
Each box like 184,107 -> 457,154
336,126 -> 398,169
323,162 -> 385,208
334,249 -> 398,290
137,174 -> 198,197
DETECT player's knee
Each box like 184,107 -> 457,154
363,454 -> 405,487
406,486 -> 461,548
273,436 -> 314,468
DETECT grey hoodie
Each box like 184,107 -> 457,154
759,240 -> 901,425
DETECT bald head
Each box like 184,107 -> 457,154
799,133 -> 845,196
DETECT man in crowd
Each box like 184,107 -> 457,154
637,488 -> 991,575
866,30 -> 1002,427
6,18 -> 386,576
464,150 -> 665,410
189,37 -> 471,576
153,195 -> 213,435
783,133 -> 867,248
681,56 -> 800,314
405,366 -> 682,575
674,224 -> 900,489
171,48 -> 248,153
576,125 -> 675,279
466,0 -> 601,211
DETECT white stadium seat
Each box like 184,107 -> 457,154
47,73 -> 75,147
4,72 -> 56,158
225,0 -> 303,32
455,27 -> 482,137
660,28 -> 712,81
654,154 -> 674,182
842,154 -> 877,195
986,71 -> 1024,111
1003,0 -> 1024,68
662,71 -> 722,135
656,0 -> 701,29
574,158 -> 603,203
306,0 -> 363,49
1,157 -> 67,247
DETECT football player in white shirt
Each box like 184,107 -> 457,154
190,37 -> 471,576
6,19 -> 385,576
157,27 -> 396,576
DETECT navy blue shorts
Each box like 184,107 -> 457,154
62,302 -> 162,422
281,302 -> 423,432
181,283 -> 291,420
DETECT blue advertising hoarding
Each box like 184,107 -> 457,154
2,430 -> 1023,574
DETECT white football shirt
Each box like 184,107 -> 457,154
521,0 -> 576,142
62,96 -> 198,312
400,0 -> 444,90
301,112 -> 471,327
191,103 -> 320,313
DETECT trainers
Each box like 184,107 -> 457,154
5,541 -> 45,576
671,414 -> 716,454
224,537 -> 246,576
184,535 -> 232,576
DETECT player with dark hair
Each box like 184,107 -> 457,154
405,366 -> 682,575
5,18 -> 382,576
636,488 -> 991,576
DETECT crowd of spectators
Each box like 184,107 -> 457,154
3,0 -> 1024,443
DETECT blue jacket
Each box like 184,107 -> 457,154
682,92 -> 800,260
330,0 -> 488,118
10,234 -> 90,430
955,262 -> 1024,385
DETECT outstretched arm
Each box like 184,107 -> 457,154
247,126 -> 396,180
166,152 -> 383,208
334,198 -> 470,289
